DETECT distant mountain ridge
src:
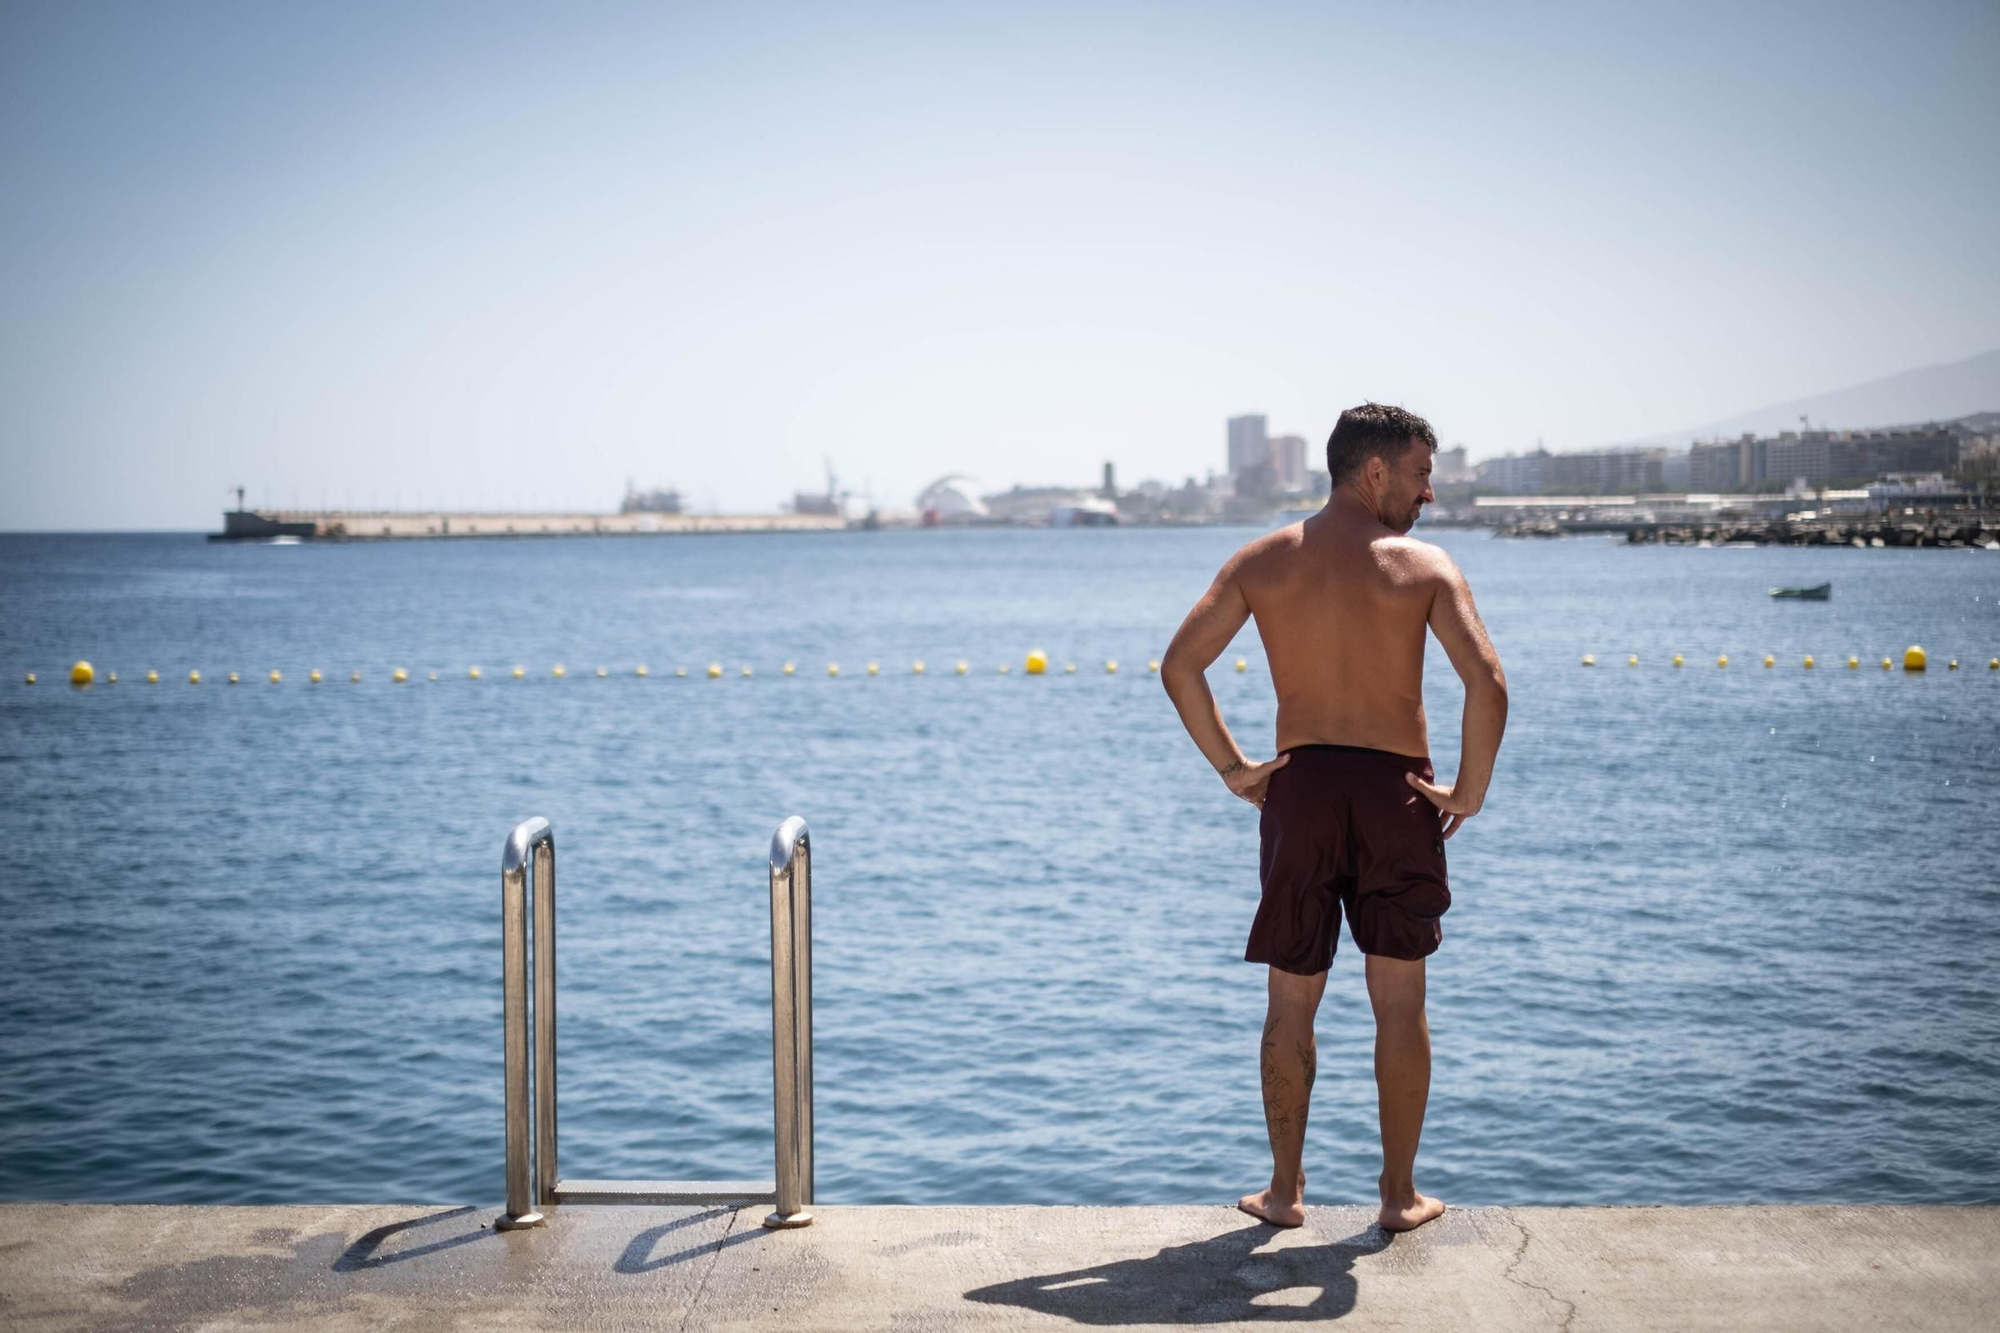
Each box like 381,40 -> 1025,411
1625,349 -> 2000,447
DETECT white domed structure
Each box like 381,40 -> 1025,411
917,475 -> 989,523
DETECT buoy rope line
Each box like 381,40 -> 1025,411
1578,645 -> 1976,673
27,649 -> 1998,687
28,655 -> 1228,686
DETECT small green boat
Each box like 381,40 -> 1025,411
1769,583 -> 1831,600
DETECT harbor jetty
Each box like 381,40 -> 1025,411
1,1201 -> 1991,1330
1485,511 -> 1998,547
211,507 -> 848,542
1617,514 -> 1999,547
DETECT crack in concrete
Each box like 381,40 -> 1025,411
1500,1210 -> 1579,1333
679,1207 -> 740,1331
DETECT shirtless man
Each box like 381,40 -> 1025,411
1162,402 -> 1507,1235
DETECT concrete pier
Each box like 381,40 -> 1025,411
1,1202 -> 1992,1330
210,508 -> 849,541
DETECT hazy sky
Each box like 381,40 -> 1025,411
4,0 -> 1997,528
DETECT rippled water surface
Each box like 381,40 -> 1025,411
2,528 -> 1997,1207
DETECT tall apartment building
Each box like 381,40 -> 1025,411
1269,434 -> 1308,491
1226,415 -> 1269,477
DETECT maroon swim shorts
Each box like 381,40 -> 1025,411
1244,744 -> 1449,974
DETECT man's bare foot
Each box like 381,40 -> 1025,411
1377,1174 -> 1446,1232
1236,1187 -> 1305,1228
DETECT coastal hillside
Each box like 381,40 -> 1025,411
1637,348 -> 2000,443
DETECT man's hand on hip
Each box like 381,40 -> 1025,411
1221,753 -> 1290,808
1405,771 -> 1480,839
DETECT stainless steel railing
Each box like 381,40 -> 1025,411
496,817 -> 556,1229
764,816 -> 814,1228
494,814 -> 815,1230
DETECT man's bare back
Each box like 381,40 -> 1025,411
1237,516 -> 1456,758
1162,404 -> 1507,1235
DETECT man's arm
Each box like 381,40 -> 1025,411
1161,551 -> 1289,806
1408,554 -> 1508,838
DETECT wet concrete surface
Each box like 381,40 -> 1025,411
0,1202 -> 1992,1330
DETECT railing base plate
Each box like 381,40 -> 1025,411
763,1209 -> 814,1229
551,1179 -> 776,1206
493,1211 -> 546,1230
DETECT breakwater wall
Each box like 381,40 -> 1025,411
212,509 -> 849,541
1494,514 -> 1999,547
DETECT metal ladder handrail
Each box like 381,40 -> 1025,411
766,816 -> 814,1228
494,815 -> 815,1231
496,817 -> 555,1229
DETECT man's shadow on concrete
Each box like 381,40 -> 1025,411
965,1221 -> 1391,1325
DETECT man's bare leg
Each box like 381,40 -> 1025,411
1366,954 -> 1446,1232
1238,966 -> 1326,1227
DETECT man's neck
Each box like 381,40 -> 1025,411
1324,487 -> 1389,529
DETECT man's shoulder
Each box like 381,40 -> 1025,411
1373,533 -> 1458,580
1225,523 -> 1304,575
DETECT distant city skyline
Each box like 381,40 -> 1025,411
3,2 -> 1997,529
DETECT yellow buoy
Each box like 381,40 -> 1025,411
1879,657 -> 1891,670
552,664 -> 566,678
389,667 -> 406,683
309,669 -> 321,684
707,663 -> 723,678
783,662 -> 796,676
867,662 -> 879,676
827,663 -> 839,677
24,672 -> 35,685
428,671 -> 438,682
741,665 -> 753,677
106,671 -> 116,683
228,672 -> 240,684
1902,645 -> 1926,672
956,660 -> 969,675
351,671 -> 362,682
1803,656 -> 1815,669
1025,650 -> 1048,675
469,666 -> 482,679
1672,654 -> 1684,668
1717,656 -> 1728,668
189,670 -> 201,684
1846,656 -> 1859,669
1762,655 -> 1774,668
912,660 -> 926,674
512,666 -> 525,679
269,669 -> 282,684
674,667 -> 687,678
1947,659 -> 1958,671
1148,659 -> 1160,673
1065,662 -> 1076,674
596,666 -> 607,678
998,663 -> 1011,674
1580,654 -> 1596,667
1989,657 -> 1998,670
1235,657 -> 1248,672
1105,659 -> 1118,674
635,664 -> 649,677
1628,655 -> 1638,666
146,670 -> 159,684
70,660 -> 94,685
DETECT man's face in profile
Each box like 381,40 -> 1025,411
1381,439 -> 1436,534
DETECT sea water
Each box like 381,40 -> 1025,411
1,528 -> 1995,1206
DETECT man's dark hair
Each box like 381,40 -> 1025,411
1325,403 -> 1437,487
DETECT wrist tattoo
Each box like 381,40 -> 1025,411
1219,759 -> 1248,779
